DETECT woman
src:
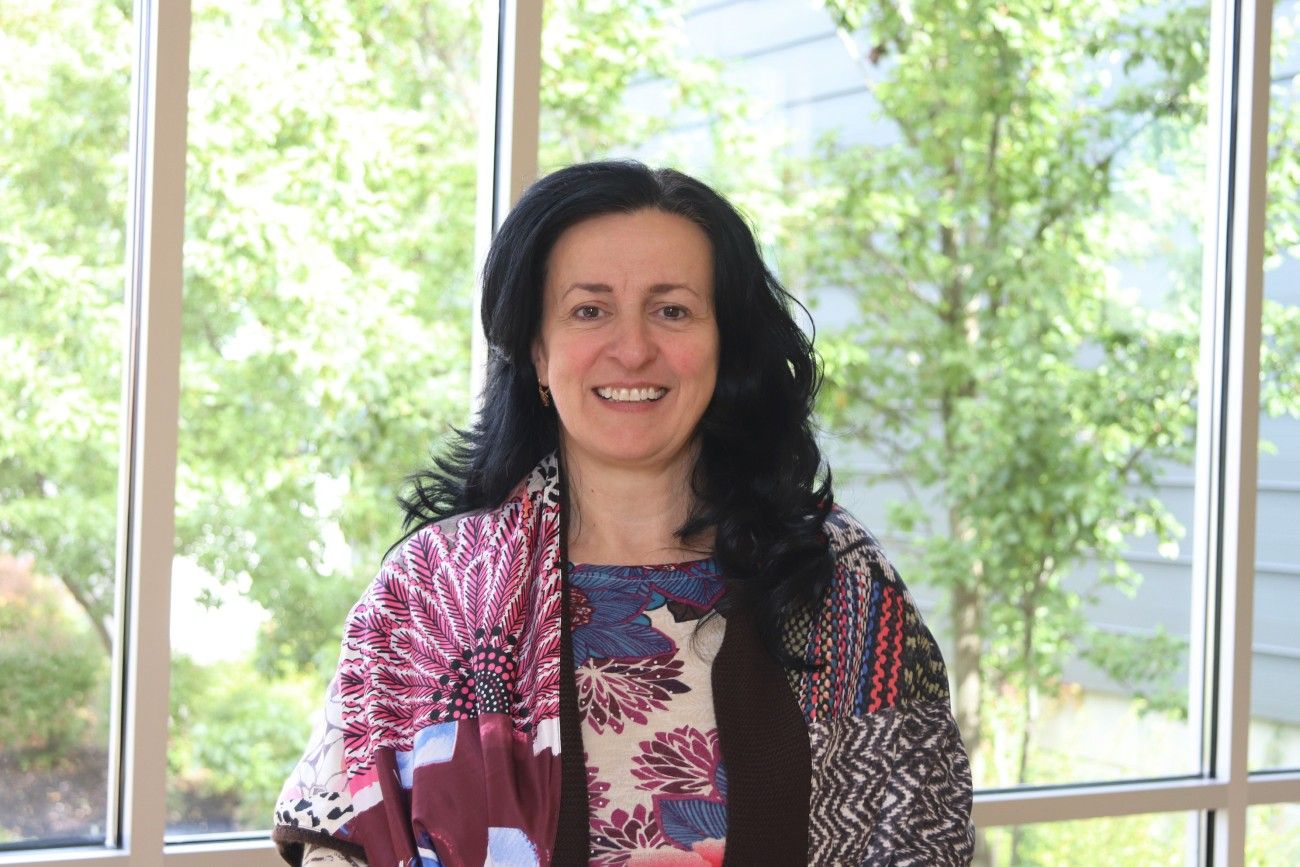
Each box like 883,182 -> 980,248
273,161 -> 974,866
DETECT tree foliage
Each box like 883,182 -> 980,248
0,0 -> 733,831
2,0 -> 1297,845
0,558 -> 107,764
802,0 -> 1300,799
0,0 -> 133,652
177,0 -> 483,674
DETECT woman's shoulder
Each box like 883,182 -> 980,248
355,502 -> 524,629
382,510 -> 473,566
819,505 -> 928,631
380,468 -> 550,577
800,503 -> 952,709
822,505 -> 902,587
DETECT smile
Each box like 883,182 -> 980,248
594,387 -> 668,403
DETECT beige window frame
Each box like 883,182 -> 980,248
0,1 -> 1295,865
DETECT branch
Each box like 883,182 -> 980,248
856,234 -> 939,312
984,108 -> 1007,246
56,572 -> 112,655
837,388 -> 923,431
1032,92 -> 1188,243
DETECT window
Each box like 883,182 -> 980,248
166,0 -> 484,835
1250,0 -> 1300,776
543,0 -> 1210,800
0,0 -> 134,849
541,0 -> 1215,794
0,0 -> 1296,864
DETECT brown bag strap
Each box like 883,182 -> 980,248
552,474 -> 590,866
713,601 -> 812,865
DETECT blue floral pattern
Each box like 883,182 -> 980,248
571,559 -> 729,863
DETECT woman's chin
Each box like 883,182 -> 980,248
587,435 -> 705,471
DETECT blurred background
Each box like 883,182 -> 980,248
1,0 -> 1297,863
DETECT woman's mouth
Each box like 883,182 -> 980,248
594,387 -> 668,403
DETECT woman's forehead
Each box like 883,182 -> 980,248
545,209 -> 712,292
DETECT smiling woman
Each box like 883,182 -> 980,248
533,209 -> 719,566
272,161 -> 974,866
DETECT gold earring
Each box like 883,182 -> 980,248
538,384 -> 551,407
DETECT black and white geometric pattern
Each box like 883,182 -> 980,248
809,700 -> 975,866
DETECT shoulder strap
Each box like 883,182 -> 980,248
712,603 -> 811,865
551,470 -> 590,865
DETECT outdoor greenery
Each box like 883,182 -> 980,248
0,0 -> 1297,861
805,0 -> 1220,798
794,1 -> 1299,859
0,560 -> 107,767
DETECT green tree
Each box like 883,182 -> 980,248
2,0 -> 732,827
792,0 -> 1300,858
168,655 -> 317,828
0,559 -> 107,766
986,812 -> 1189,867
176,0 -> 486,674
539,0 -> 743,169
0,0 -> 133,653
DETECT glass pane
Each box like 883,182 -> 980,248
0,0 -> 132,848
984,812 -> 1196,866
1251,0 -> 1300,773
1248,803 -> 1300,866
168,0 -> 482,835
540,0 -> 1208,792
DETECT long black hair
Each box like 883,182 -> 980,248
400,160 -> 834,666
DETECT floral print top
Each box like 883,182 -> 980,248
569,558 -> 728,866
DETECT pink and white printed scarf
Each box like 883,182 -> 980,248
273,456 -> 565,866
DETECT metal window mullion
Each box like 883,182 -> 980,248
492,0 -> 543,225
973,779 -> 1229,828
1246,771 -> 1300,804
162,842 -> 278,867
470,0 -> 544,409
114,0 -> 192,864
1190,0 -> 1236,861
1202,0 -> 1274,865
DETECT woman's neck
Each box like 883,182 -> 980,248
562,446 -> 712,566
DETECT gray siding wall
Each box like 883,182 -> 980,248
621,0 -> 1300,723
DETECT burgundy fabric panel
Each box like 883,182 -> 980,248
712,603 -> 811,866
348,752 -> 416,866
406,716 -> 558,866
479,713 -> 561,858
376,750 -> 421,862
409,724 -> 488,866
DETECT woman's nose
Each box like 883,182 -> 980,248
608,316 -> 657,368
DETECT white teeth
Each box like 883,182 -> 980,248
595,387 -> 667,402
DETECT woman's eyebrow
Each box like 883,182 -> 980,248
563,282 -> 698,297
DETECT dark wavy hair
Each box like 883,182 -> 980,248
400,160 -> 835,666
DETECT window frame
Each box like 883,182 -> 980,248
0,0 -> 1296,865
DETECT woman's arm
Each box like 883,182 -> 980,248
302,842 -> 369,866
806,508 -> 975,865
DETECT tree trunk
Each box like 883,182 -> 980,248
951,581 -> 983,760
1008,595 -> 1039,865
58,574 -> 113,655
951,579 -> 990,866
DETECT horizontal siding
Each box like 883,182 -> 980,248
661,0 -> 1300,723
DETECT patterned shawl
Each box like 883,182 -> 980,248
272,455 -> 974,866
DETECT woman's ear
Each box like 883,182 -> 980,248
531,337 -> 548,387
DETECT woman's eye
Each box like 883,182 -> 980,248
574,305 -> 602,320
660,305 -> 688,320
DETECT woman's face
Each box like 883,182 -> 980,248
532,208 -> 719,476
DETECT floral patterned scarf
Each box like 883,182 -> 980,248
272,454 -> 974,866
